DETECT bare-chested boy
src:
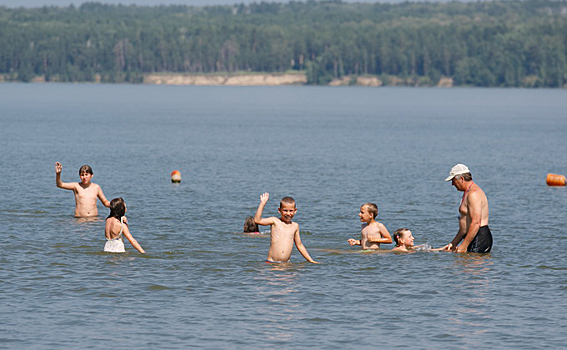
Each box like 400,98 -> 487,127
254,192 -> 318,264
55,162 -> 110,217
347,203 -> 392,250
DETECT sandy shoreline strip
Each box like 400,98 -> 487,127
143,72 -> 307,86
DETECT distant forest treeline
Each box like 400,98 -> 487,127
1,0 -> 567,86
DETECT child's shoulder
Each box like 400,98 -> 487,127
266,216 -> 282,224
366,221 -> 382,228
373,221 -> 386,228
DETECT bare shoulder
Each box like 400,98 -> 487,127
375,221 -> 387,230
105,217 -> 115,229
270,216 -> 282,223
468,188 -> 486,201
68,182 -> 81,190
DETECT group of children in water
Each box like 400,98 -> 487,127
56,162 -> 442,263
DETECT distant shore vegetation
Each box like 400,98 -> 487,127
1,0 -> 566,87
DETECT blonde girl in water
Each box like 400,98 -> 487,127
392,228 -> 445,252
104,198 -> 145,254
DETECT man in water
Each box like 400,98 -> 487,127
443,164 -> 492,253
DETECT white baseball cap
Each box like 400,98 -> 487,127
445,164 -> 470,182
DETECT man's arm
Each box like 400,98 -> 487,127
55,162 -> 76,190
447,213 -> 468,251
294,227 -> 318,263
448,228 -> 465,251
456,191 -> 482,253
254,192 -> 275,226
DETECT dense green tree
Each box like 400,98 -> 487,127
0,0 -> 566,86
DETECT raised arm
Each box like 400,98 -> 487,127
55,162 -> 76,190
294,226 -> 318,264
254,192 -> 276,226
121,219 -> 145,254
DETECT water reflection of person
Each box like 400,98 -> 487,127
442,164 -> 493,253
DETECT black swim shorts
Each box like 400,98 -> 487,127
467,226 -> 493,253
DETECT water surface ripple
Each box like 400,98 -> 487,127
0,84 -> 566,349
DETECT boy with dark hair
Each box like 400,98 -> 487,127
55,162 -> 110,217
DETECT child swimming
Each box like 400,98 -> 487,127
392,228 -> 445,252
347,203 -> 392,250
104,198 -> 145,254
392,228 -> 415,252
254,192 -> 318,263
243,216 -> 260,234
55,162 -> 110,217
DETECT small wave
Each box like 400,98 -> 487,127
147,284 -> 173,291
413,243 -> 432,251
537,265 -> 567,271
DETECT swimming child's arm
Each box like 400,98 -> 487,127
294,226 -> 318,264
121,220 -> 145,254
55,162 -> 77,190
96,185 -> 110,208
254,192 -> 276,226
430,246 -> 447,251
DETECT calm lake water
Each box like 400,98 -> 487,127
0,83 -> 566,349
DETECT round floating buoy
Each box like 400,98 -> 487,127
546,173 -> 565,186
171,170 -> 181,183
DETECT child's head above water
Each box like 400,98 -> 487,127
280,197 -> 296,208
359,203 -> 378,223
278,196 -> 297,223
78,165 -> 94,185
393,228 -> 414,247
78,165 -> 93,175
108,197 -> 126,220
243,216 -> 259,233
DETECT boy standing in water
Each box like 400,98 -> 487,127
254,192 -> 318,263
55,162 -> 110,217
347,203 -> 392,250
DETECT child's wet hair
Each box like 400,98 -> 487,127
243,216 -> 259,233
362,203 -> 378,219
393,228 -> 410,246
79,165 -> 93,175
280,196 -> 296,208
107,197 -> 126,220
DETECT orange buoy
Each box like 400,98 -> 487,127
171,170 -> 181,183
546,173 -> 566,186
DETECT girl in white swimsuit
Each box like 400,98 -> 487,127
104,198 -> 145,254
